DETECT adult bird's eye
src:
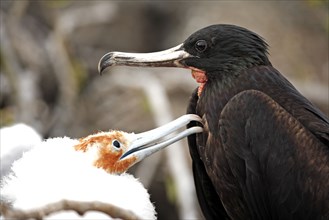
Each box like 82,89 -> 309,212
112,140 -> 121,149
195,40 -> 207,52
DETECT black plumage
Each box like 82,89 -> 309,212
98,24 -> 329,220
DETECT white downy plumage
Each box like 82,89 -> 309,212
1,136 -> 156,219
0,123 -> 42,180
0,115 -> 203,219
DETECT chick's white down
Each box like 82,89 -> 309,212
0,123 -> 42,180
1,136 -> 156,219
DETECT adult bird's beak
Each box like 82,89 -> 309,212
120,114 -> 202,164
98,44 -> 192,74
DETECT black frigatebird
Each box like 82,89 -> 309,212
98,24 -> 329,220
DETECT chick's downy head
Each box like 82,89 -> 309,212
74,130 -> 136,174
74,114 -> 203,174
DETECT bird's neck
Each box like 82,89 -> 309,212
197,68 -> 258,133
197,77 -> 234,133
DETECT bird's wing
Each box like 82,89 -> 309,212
247,66 -> 329,147
214,90 -> 329,219
187,89 -> 229,220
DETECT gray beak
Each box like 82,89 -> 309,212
98,44 -> 192,74
120,114 -> 202,163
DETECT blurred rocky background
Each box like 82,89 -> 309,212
0,1 -> 328,219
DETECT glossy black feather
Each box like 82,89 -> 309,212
216,90 -> 329,219
187,89 -> 229,220
184,24 -> 329,220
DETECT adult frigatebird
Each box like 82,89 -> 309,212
98,24 -> 329,220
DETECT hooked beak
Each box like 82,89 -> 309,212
98,44 -> 193,74
120,114 -> 203,163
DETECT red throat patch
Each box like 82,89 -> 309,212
191,69 -> 207,96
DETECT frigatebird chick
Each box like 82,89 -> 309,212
1,114 -> 202,219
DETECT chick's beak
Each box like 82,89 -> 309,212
120,114 -> 203,163
98,44 -> 193,74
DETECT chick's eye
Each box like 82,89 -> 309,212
195,40 -> 207,52
112,140 -> 121,149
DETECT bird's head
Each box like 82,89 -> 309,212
74,114 -> 202,174
181,24 -> 271,75
98,24 -> 271,96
